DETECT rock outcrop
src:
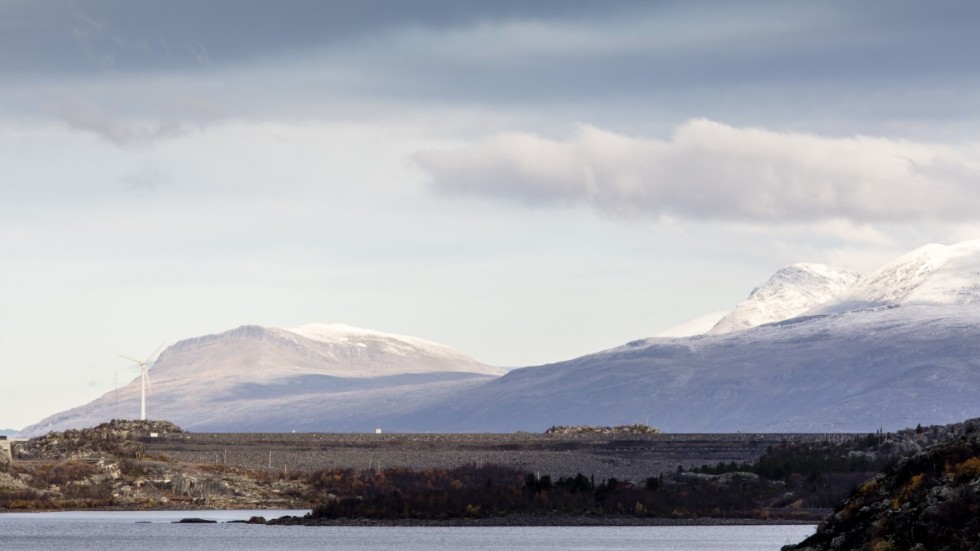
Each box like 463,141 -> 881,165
784,418 -> 980,551
1,420 -> 312,511
14,419 -> 181,461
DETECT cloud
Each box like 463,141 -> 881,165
55,99 -> 183,147
0,1 -> 651,77
185,42 -> 209,66
120,166 -> 171,192
415,119 -> 980,224
70,8 -> 120,71
5,1 -> 980,148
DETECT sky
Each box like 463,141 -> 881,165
4,0 -> 980,429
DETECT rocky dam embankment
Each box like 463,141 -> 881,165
140,431 -> 852,482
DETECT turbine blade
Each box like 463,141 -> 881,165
118,354 -> 142,364
144,367 -> 152,394
144,343 -> 166,364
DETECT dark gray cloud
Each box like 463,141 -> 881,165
0,0 -> 648,75
5,1 -> 980,90
5,0 -> 980,146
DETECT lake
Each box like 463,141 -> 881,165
0,511 -> 816,550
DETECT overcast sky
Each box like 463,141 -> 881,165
4,0 -> 980,429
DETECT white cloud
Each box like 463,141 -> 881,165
416,119 -> 980,224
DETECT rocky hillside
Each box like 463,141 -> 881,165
784,418 -> 980,551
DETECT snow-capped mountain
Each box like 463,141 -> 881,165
708,263 -> 860,334
395,303 -> 980,432
810,240 -> 980,314
394,240 -> 980,432
19,325 -> 503,436
154,323 -> 500,382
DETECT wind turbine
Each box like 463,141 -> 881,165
119,344 -> 164,421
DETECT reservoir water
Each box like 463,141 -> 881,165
0,510 -> 816,550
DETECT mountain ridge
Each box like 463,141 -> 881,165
20,239 -> 980,436
20,324 -> 502,437
810,240 -> 980,315
392,303 -> 980,433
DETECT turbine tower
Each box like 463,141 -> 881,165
119,344 -> 164,421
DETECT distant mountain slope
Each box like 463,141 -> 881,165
20,325 -> 502,436
654,309 -> 730,338
0,429 -> 18,438
397,304 -> 980,433
708,263 -> 860,334
406,243 -> 980,433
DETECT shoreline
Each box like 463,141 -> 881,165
0,508 -> 824,527
264,514 -> 823,527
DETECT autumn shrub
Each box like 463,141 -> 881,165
32,461 -> 98,487
118,459 -> 146,478
949,456 -> 980,482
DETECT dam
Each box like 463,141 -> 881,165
140,431 -> 853,481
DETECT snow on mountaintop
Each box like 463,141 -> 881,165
654,309 -> 730,338
150,324 -> 503,386
285,323 -> 505,375
416,302 -> 980,433
291,323 -> 455,351
812,239 -> 980,314
708,263 -> 861,335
